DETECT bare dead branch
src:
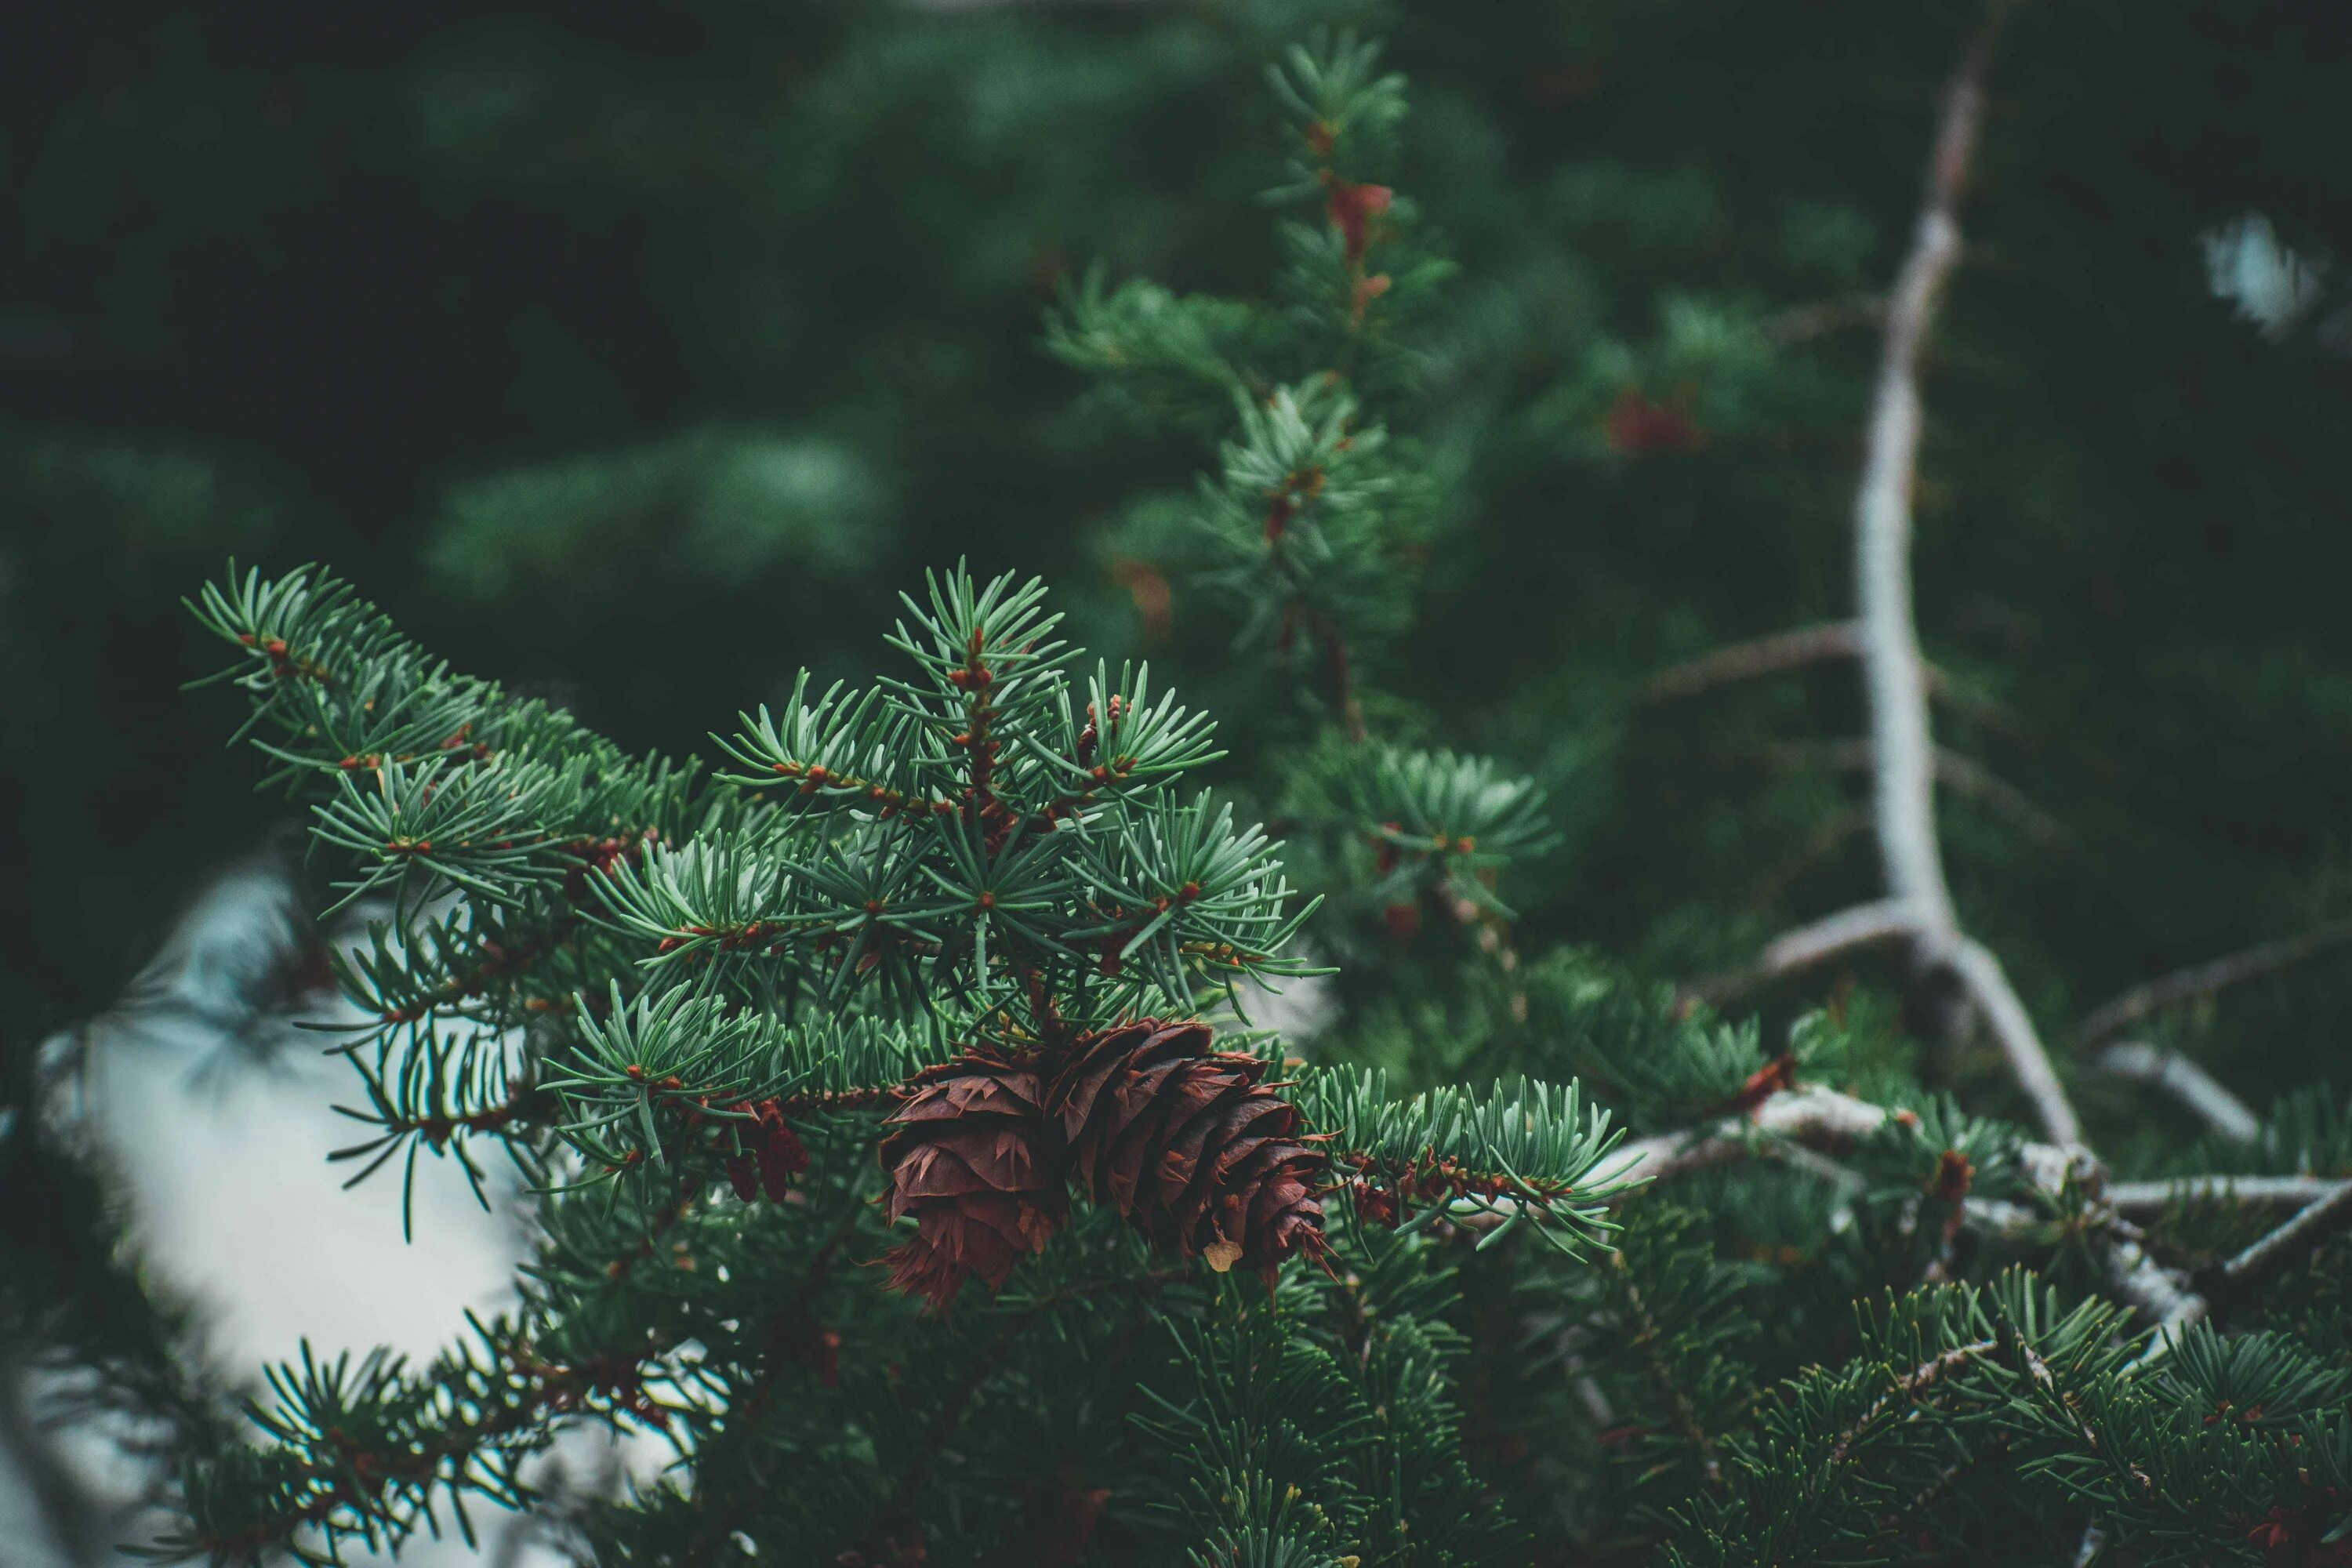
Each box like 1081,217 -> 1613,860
1643,628 -> 2027,735
1586,1083 -> 1896,1189
1536,1077 -> 2321,1357
2108,1176 -> 2343,1214
1572,1086 -> 2194,1333
2115,1240 -> 2209,1368
1844,20 -> 2078,1144
1692,898 -> 1926,1005
2218,1179 -> 2352,1295
2088,1043 -> 2261,1145
1949,938 -> 2080,1145
1683,23 -> 2074,1138
1854,27 -> 1985,938
1642,621 -> 1864,701
1927,749 -> 2067,846
2077,921 -> 2352,1048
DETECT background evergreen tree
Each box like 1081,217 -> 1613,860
7,2 -> 2352,1563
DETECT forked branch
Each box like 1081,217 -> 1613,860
1566,1086 -> 2199,1334
1727,17 -> 2078,1143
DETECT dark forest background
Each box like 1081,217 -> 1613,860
8,0 -> 2352,1164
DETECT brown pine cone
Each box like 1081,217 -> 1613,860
1047,1019 -> 1326,1283
879,1054 -> 1066,1311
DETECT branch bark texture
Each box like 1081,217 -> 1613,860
1845,20 -> 2079,1143
2089,1043 -> 2261,1145
1573,1086 -> 2198,1336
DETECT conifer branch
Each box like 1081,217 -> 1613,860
96,30 -> 2352,1559
1605,1250 -> 1726,1490
1572,1084 -> 2220,1340
670,1232 -> 855,1568
178,1327 -> 677,1565
1826,1338 -> 1998,1467
855,1267 -> 1186,1559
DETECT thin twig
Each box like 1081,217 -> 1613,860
1884,1432 -> 2009,1538
1643,627 -> 2020,731
1308,611 -> 1367,744
2107,1175 -> 2344,1214
1828,1340 -> 1997,1466
2013,1337 -> 2158,1499
2013,1339 -> 2101,1465
1693,898 -> 1926,1004
1928,748 -> 2066,845
1764,295 -> 1888,348
1758,738 -> 2062,845
2128,1179 -> 2352,1366
2076,921 -> 2352,1048
1566,1086 -> 2201,1337
2217,1180 -> 2352,1295
1642,622 -> 1865,701
1738,806 -> 1871,915
2088,1044 -> 2260,1145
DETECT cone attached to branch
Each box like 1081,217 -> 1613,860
1047,1018 -> 1327,1284
878,1053 -> 1066,1311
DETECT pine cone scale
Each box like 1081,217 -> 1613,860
1096,1073 -> 1236,1211
878,1020 -> 1328,1307
879,1054 -> 1066,1311
1047,1018 -> 1327,1279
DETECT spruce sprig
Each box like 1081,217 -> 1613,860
169,554 -> 1631,1563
